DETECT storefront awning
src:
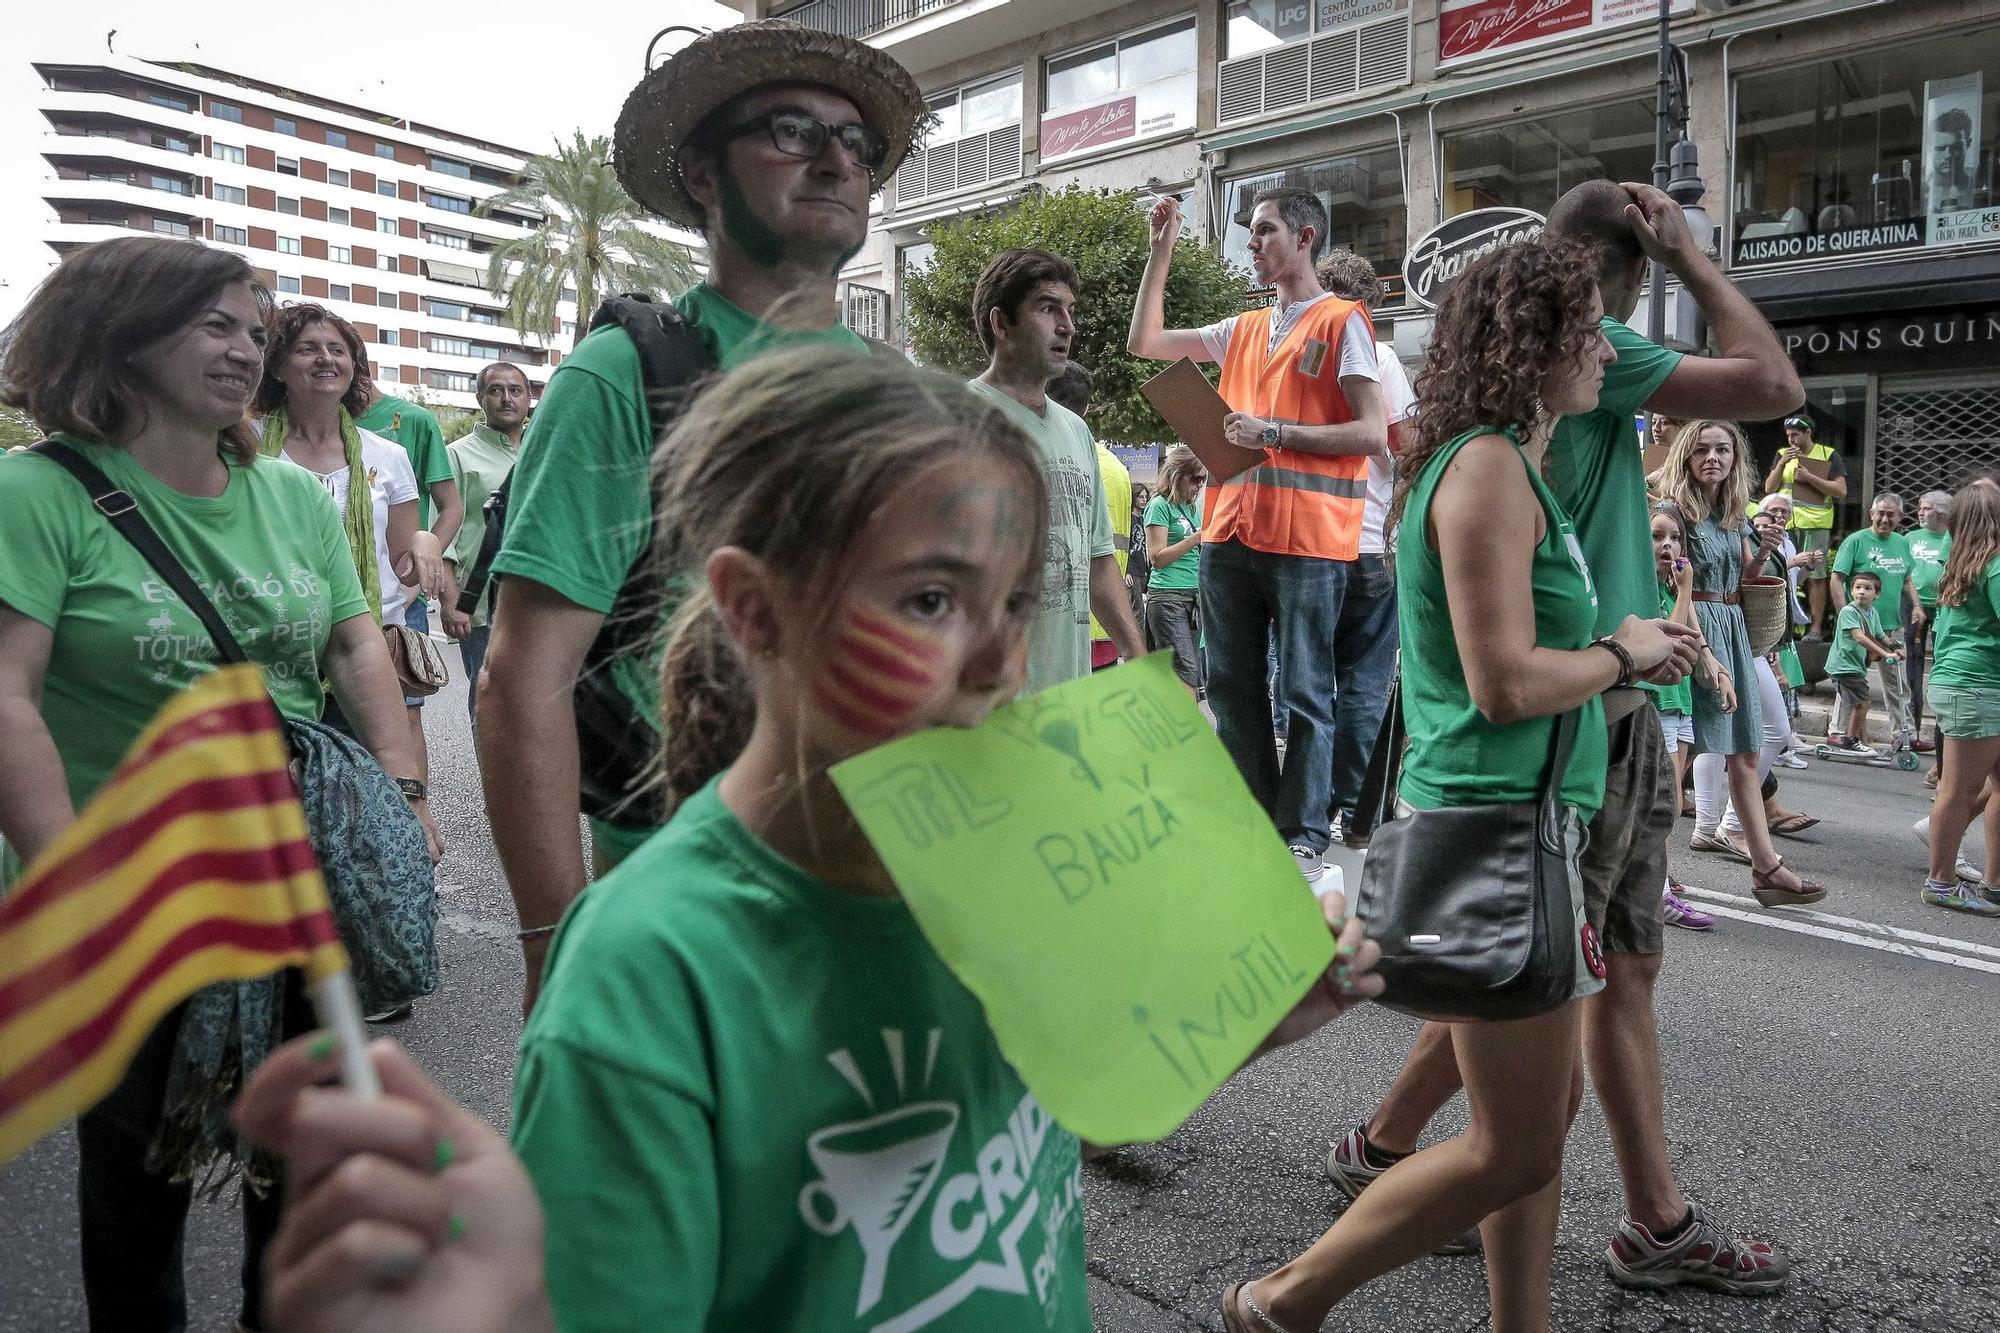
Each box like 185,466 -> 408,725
424,259 -> 484,288
1735,252 -> 2000,323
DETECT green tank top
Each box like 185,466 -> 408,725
1396,427 -> 1609,818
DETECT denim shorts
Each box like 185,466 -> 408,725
1929,682 -> 2000,740
1658,709 -> 1694,750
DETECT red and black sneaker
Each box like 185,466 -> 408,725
1605,1201 -> 1789,1296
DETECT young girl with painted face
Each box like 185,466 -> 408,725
501,349 -> 1381,1331
1647,503 -> 1716,930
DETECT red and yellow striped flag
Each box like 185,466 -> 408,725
0,665 -> 349,1164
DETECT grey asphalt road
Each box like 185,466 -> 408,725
5,673 -> 1997,1332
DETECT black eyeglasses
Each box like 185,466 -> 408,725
720,110 -> 889,171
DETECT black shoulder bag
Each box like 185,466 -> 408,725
1351,681 -> 1589,1022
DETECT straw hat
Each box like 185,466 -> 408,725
614,20 -> 929,228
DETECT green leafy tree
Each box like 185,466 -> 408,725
478,131 -> 702,349
904,186 -> 1247,445
435,406 -> 482,443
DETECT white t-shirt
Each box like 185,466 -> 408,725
1194,293 -> 1379,382
1360,342 -> 1417,556
279,426 -> 419,622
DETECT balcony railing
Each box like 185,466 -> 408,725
775,0 -> 964,42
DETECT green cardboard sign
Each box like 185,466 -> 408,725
830,652 -> 1333,1144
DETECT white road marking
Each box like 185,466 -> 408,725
1678,887 -> 2000,976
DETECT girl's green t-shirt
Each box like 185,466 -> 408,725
0,439 -> 368,811
1142,493 -> 1201,592
1395,428 -> 1608,819
1908,529 -> 1949,609
1642,582 -> 1694,716
515,777 -> 1092,1332
1931,553 -> 2000,689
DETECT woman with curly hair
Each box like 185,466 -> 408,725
1222,240 -> 1695,1333
1659,420 -> 1824,907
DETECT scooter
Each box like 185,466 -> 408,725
1813,735 -> 1921,770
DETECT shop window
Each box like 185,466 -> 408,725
1222,146 -> 1409,304
1441,98 -> 1655,220
1042,19 -> 1197,162
1733,28 -> 2000,268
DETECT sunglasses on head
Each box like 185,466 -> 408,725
720,109 -> 889,171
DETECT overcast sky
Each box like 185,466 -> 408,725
0,0 -> 740,323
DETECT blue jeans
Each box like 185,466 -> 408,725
1329,553 -> 1399,824
460,623 -> 491,724
1200,540 -> 1345,852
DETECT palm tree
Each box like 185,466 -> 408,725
478,130 -> 702,349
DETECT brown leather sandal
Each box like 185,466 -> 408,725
1769,811 -> 1820,836
1222,1281 -> 1297,1333
1751,856 -> 1826,907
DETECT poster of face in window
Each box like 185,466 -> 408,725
1438,0 -> 1692,67
1925,73 -> 1993,246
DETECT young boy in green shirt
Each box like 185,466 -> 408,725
1826,571 -> 1899,752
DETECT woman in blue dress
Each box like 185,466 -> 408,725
1659,420 -> 1826,908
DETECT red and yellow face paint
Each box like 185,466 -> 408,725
812,604 -> 950,740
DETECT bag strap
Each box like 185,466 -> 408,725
453,478 -> 510,616
1536,705 -> 1582,849
31,441 -> 250,665
1352,669 -> 1406,838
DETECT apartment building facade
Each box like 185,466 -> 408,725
745,0 -> 2000,523
34,56 -> 584,409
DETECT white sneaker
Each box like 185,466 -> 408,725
1913,817 -> 1986,883
1777,749 -> 1809,769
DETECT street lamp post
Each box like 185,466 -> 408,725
1648,0 -> 1677,347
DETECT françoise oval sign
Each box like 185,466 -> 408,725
1402,207 -> 1546,310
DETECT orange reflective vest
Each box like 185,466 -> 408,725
1208,296 -> 1373,561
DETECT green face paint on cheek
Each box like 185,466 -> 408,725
717,167 -> 788,268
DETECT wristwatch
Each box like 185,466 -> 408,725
1258,423 -> 1281,447
394,777 -> 428,802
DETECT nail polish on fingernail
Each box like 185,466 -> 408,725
306,1033 -> 335,1062
448,1213 -> 467,1241
432,1139 -> 457,1172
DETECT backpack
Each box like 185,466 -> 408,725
454,294 -> 719,830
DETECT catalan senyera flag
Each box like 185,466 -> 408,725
0,665 -> 348,1164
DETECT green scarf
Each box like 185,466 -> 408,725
260,405 -> 382,620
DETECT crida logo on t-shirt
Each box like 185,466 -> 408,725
797,1029 -> 1080,1330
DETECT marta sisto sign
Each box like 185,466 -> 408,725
1402,207 -> 1546,310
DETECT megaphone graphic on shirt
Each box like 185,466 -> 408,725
798,1101 -> 960,1316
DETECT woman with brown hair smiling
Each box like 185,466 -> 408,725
0,237 -> 423,1331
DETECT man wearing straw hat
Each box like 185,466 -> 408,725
476,22 -> 927,1012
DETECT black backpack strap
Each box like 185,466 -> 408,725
588,293 -> 716,443
453,476 -> 510,617
581,294 -> 718,657
31,441 -> 249,664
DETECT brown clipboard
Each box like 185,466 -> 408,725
1138,357 -> 1268,483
